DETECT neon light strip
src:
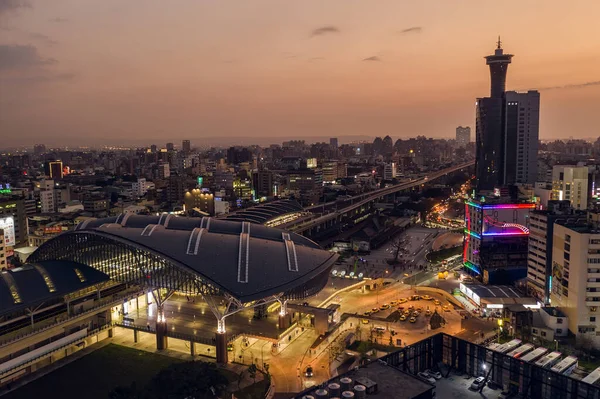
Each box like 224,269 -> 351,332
464,261 -> 481,275
464,229 -> 481,239
482,231 -> 529,236
466,201 -> 535,210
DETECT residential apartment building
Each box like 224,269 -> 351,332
527,201 -> 586,303
552,165 -> 589,210
550,222 -> 600,347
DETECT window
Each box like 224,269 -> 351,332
557,318 -> 563,324
564,252 -> 570,261
592,317 -> 597,322
541,331 -> 547,337
557,329 -> 563,334
566,234 -> 571,242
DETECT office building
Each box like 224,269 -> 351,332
252,170 -> 274,197
550,222 -> 600,347
82,195 -> 109,216
166,175 -> 187,207
166,142 -> 174,151
45,160 -> 64,180
0,197 -> 27,246
184,189 -> 215,216
33,144 -> 46,156
383,162 -> 397,180
233,178 -> 253,200
455,126 -> 471,148
329,137 -> 338,150
504,90 -> 540,185
287,168 -> 323,206
464,199 -> 534,284
552,165 -> 589,210
475,39 -> 540,192
182,140 -> 191,154
158,162 -> 170,179
322,161 -> 340,183
526,201 -> 585,303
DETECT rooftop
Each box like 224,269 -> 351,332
31,214 -> 339,302
297,361 -> 433,399
541,306 -> 567,318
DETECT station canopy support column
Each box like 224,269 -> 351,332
203,292 -> 283,364
152,288 -> 176,350
278,299 -> 291,330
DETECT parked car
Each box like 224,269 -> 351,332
470,376 -> 486,390
409,317 -> 417,323
422,295 -> 433,300
424,370 -> 442,380
434,300 -> 441,306
305,366 -> 314,378
380,304 -> 390,310
371,307 -> 380,313
399,315 -> 407,322
417,372 -> 436,384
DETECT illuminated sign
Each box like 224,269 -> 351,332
197,176 -> 203,188
0,217 -> 16,246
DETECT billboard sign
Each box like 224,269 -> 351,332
0,217 -> 16,246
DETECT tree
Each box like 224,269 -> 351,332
109,384 -> 139,399
247,363 -> 258,384
146,361 -> 228,399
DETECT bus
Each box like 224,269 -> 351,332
495,339 -> 522,354
550,356 -> 578,375
535,351 -> 562,369
487,343 -> 501,351
520,347 -> 548,363
507,343 -> 534,359
582,366 -> 600,385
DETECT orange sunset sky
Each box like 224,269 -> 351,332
1,0 -> 599,146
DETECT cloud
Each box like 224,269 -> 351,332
311,26 -> 340,37
363,56 -> 381,62
7,71 -> 76,84
400,26 -> 423,34
0,45 -> 57,70
49,17 -> 68,23
0,0 -> 30,14
530,81 -> 600,91
28,32 -> 58,46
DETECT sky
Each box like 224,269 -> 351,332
1,0 -> 599,147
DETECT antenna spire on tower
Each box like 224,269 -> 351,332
497,36 -> 502,49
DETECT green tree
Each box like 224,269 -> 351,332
146,361 -> 228,399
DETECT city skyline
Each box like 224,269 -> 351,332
1,1 -> 600,146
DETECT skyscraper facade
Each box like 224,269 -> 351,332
455,126 -> 471,148
475,39 -> 540,192
182,140 -> 191,154
504,91 -> 540,185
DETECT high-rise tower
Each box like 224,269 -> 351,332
485,37 -> 513,98
476,38 -> 539,193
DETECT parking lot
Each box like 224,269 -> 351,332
435,372 -> 506,399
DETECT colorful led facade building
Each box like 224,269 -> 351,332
464,199 -> 535,284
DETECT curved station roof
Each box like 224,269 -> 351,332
0,261 -> 109,315
28,215 -> 337,303
225,199 -> 303,225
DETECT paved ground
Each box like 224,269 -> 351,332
436,372 -> 505,399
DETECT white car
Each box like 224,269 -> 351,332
424,370 -> 442,380
417,372 -> 436,385
470,376 -> 486,390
